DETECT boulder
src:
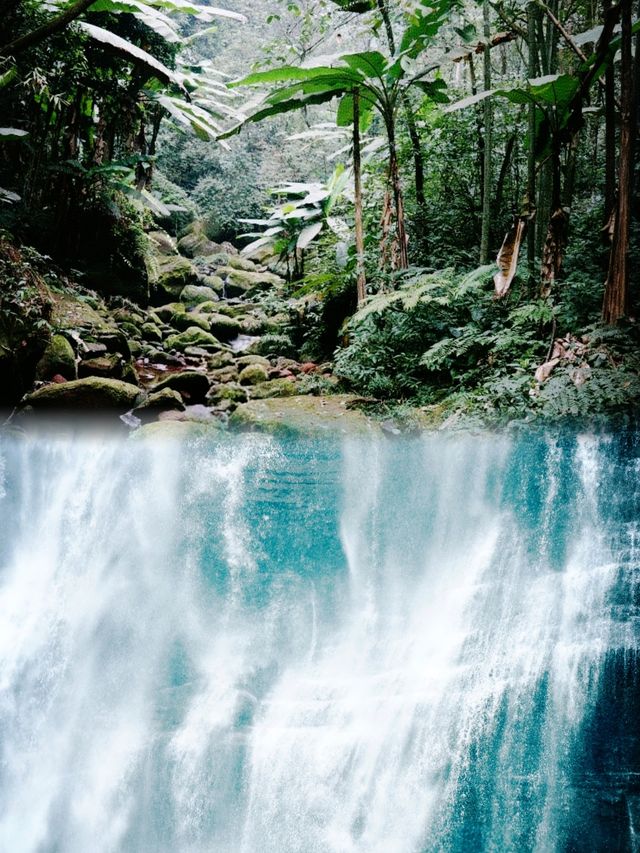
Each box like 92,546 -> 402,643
217,267 -> 284,297
141,323 -> 163,343
180,284 -> 219,307
206,383 -> 248,404
165,327 -> 222,352
236,354 -> 271,369
199,274 -> 225,295
238,364 -> 269,386
154,256 -> 198,302
170,312 -> 211,333
78,354 -> 123,380
152,370 -> 210,404
226,255 -> 257,272
177,228 -> 222,259
193,300 -> 220,314
206,313 -> 241,341
249,334 -> 297,359
35,335 -> 76,381
148,230 -> 178,257
209,365 -> 238,383
229,395 -> 373,436
249,378 -> 298,399
24,377 -> 142,410
134,388 -> 185,421
207,351 -> 236,369
154,303 -> 185,323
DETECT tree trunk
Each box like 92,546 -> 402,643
480,0 -> 493,264
1,0 -> 96,57
603,0 -> 634,323
385,114 -> 409,269
353,88 -> 367,305
526,3 -> 538,275
604,0 -> 616,222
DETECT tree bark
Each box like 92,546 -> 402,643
480,0 -> 493,264
1,0 -> 96,57
604,0 -> 617,222
385,114 -> 409,269
353,88 -> 367,305
603,0 -> 634,322
526,2 -> 538,274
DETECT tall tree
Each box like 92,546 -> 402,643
480,0 -> 493,264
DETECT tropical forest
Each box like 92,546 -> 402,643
0,1 -> 639,851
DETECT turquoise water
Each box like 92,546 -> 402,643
0,427 -> 639,852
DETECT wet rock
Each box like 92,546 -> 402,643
154,256 -> 198,302
239,364 -> 269,386
249,378 -> 297,399
218,267 -> 284,298
35,335 -> 76,381
206,313 -> 241,341
207,351 -> 236,370
152,370 -> 210,404
193,300 -> 220,315
134,387 -> 185,421
236,355 -> 271,369
209,365 -> 238,383
164,327 -> 222,352
141,323 -> 163,343
81,341 -> 108,356
170,312 -> 211,333
154,303 -> 185,323
226,255 -> 257,272
78,354 -> 123,380
198,275 -> 224,295
180,284 -> 219,307
229,395 -> 373,435
24,377 -> 142,410
183,346 -> 211,358
206,382 -> 248,404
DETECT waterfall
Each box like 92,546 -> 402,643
0,426 -> 638,852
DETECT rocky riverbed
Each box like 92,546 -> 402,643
1,224 -> 383,436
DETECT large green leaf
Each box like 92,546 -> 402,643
78,22 -> 178,84
88,0 -> 180,41
336,91 -> 375,129
297,221 -> 323,249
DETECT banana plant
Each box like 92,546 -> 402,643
223,0 -> 452,272
239,165 -> 350,281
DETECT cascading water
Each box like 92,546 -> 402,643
0,425 -> 638,852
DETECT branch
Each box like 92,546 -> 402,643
1,0 -> 96,58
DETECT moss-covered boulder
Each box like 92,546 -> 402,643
165,327 -> 222,352
78,354 -> 124,380
141,323 -> 163,343
206,382 -> 248,404
177,222 -> 222,258
170,312 -> 211,333
154,303 -> 185,323
134,387 -> 185,422
148,230 -> 178,257
249,334 -> 297,359
207,350 -> 236,369
236,354 -> 271,369
154,256 -> 198,302
152,370 -> 210,403
180,284 -> 219,307
249,379 -> 298,399
206,313 -> 241,340
199,275 -> 225,295
229,395 -> 373,435
24,377 -> 142,410
226,255 -> 258,272
35,335 -> 76,381
239,364 -> 269,386
218,267 -> 284,297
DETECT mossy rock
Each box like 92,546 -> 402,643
24,377 -> 142,410
193,300 -> 220,315
199,275 -> 225,295
208,365 -> 238,383
78,354 -> 124,380
177,230 -> 221,259
120,321 -> 141,340
141,323 -> 163,343
200,252 -> 229,269
240,316 -> 268,336
134,387 -> 185,420
154,256 -> 198,302
229,395 -> 374,436
238,364 -> 269,386
206,382 -> 248,404
51,291 -> 114,334
249,334 -> 297,359
132,419 -> 224,440
148,230 -> 178,257
170,312 -> 211,333
218,267 -> 284,297
180,284 -> 219,307
152,370 -> 210,403
207,350 -> 236,369
154,303 -> 185,323
165,327 -> 222,352
206,313 -> 241,341
249,379 -> 298,399
236,354 -> 270,369
226,255 -> 257,272
35,334 -> 76,381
